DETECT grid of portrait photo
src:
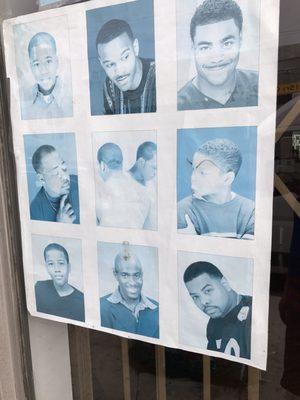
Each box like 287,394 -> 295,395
3,0 -> 280,369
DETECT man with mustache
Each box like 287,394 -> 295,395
30,144 -> 80,223
178,0 -> 258,110
96,19 -> 156,114
100,242 -> 159,338
23,32 -> 72,119
183,261 -> 252,359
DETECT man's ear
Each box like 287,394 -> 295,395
133,38 -> 139,57
100,161 -> 107,173
224,171 -> 235,186
36,173 -> 45,187
221,277 -> 231,291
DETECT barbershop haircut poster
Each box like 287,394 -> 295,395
3,0 -> 280,369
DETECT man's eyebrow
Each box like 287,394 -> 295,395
222,35 -> 236,42
200,284 -> 212,292
196,41 -> 212,46
102,48 -> 130,64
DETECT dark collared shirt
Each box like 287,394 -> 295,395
178,69 -> 258,110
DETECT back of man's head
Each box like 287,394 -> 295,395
184,261 -> 223,284
28,32 -> 57,58
43,242 -> 69,263
136,141 -> 157,161
32,144 -> 56,173
195,138 -> 242,177
190,0 -> 243,42
96,19 -> 134,48
97,142 -> 123,170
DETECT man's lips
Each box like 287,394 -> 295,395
116,74 -> 130,83
204,306 -> 218,314
204,61 -> 232,71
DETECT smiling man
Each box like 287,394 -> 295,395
96,19 -> 156,114
183,261 -> 252,359
178,0 -> 258,110
30,144 -> 80,224
24,32 -> 72,119
100,242 -> 159,338
35,242 -> 85,321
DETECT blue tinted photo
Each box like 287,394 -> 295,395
86,0 -> 156,115
98,241 -> 159,339
24,133 -> 80,224
177,0 -> 260,111
33,234 -> 85,322
13,18 -> 73,120
177,127 -> 257,239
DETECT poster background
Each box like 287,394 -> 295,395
3,0 -> 280,369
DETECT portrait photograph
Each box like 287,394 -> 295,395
178,251 -> 253,360
13,16 -> 73,120
86,0 -> 156,115
177,0 -> 260,111
92,130 -> 157,230
177,126 -> 257,239
32,234 -> 85,322
98,241 -> 159,338
23,132 -> 80,224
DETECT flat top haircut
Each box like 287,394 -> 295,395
184,261 -> 223,284
28,32 -> 57,57
44,242 -> 69,264
96,19 -> 134,48
97,142 -> 123,170
190,0 -> 243,42
136,141 -> 157,161
32,144 -> 56,173
196,138 -> 242,176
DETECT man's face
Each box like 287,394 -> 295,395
45,249 -> 70,288
39,151 -> 70,198
98,32 -> 139,91
142,153 -> 157,182
193,19 -> 241,87
191,153 -> 227,198
29,41 -> 58,91
185,273 -> 231,319
115,259 -> 143,302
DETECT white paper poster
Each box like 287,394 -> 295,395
3,0 -> 280,369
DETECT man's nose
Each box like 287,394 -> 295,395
209,46 -> 225,63
39,61 -> 50,74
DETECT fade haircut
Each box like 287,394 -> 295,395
96,19 -> 134,49
28,32 -> 57,57
32,144 -> 56,173
184,261 -> 223,284
136,141 -> 157,161
195,138 -> 242,176
44,243 -> 69,264
97,143 -> 123,170
190,0 -> 243,42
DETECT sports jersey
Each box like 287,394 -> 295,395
206,295 -> 252,359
